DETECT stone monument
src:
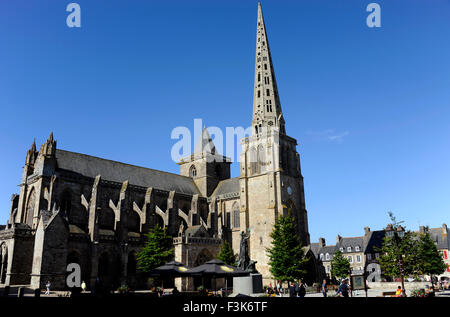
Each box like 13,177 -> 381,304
232,231 -> 263,296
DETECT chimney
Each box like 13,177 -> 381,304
336,235 -> 342,244
319,237 -> 326,247
419,226 -> 425,234
364,227 -> 371,236
443,224 -> 448,236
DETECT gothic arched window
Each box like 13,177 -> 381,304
194,249 -> 213,267
25,188 -> 36,227
0,243 -> 8,284
249,147 -> 257,175
232,202 -> 240,229
257,145 -> 265,173
189,165 -> 197,178
60,190 -> 72,219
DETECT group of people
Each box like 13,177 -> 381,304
43,280 -> 88,296
265,280 -> 307,297
288,281 -> 307,297
320,279 -> 351,297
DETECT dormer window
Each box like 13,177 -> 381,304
355,246 -> 360,252
325,253 -> 330,260
339,247 -> 344,252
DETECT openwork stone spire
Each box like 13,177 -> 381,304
252,2 -> 285,136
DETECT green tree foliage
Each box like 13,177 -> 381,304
136,224 -> 174,273
218,240 -> 236,266
266,213 -> 309,282
330,250 -> 350,280
417,227 -> 446,286
377,212 -> 420,279
377,231 -> 420,279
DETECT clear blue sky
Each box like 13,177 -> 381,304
1,0 -> 449,245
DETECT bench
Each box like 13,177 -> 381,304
381,291 -> 397,297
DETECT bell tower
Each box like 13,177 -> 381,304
239,2 -> 310,283
179,127 -> 231,197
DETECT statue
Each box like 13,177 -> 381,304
178,222 -> 185,237
236,231 -> 257,273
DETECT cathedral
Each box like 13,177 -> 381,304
0,3 -> 317,291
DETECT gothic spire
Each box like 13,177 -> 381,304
39,132 -> 57,157
25,138 -> 37,165
252,2 -> 285,136
194,127 -> 216,155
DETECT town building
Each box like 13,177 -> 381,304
311,227 -> 385,281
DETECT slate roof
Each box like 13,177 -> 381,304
336,236 -> 366,253
185,225 -> 209,238
310,244 -> 337,260
365,230 -> 386,254
310,243 -> 320,256
55,149 -> 201,196
212,177 -> 240,197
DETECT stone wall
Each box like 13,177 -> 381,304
368,281 -> 431,290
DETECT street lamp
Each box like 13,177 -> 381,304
385,223 -> 406,296
397,226 -> 405,238
385,224 -> 394,238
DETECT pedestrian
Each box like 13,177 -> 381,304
276,280 -> 282,297
289,282 -> 296,297
81,281 -> 87,293
298,281 -> 306,298
322,279 -> 328,297
337,279 -> 349,297
45,280 -> 51,295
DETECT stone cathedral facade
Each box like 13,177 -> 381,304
0,3 -> 317,291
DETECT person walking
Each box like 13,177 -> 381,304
276,280 -> 282,297
45,280 -> 51,295
298,281 -> 306,298
322,279 -> 328,297
289,282 -> 296,298
337,279 -> 349,298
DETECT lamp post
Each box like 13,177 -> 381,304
385,224 -> 406,296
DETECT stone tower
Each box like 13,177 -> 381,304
179,127 -> 231,197
239,2 -> 310,282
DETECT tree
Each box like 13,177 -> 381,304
376,212 -> 420,284
330,251 -> 350,281
266,213 -> 309,282
377,231 -> 419,279
417,227 -> 446,288
218,240 -> 236,266
136,224 -> 174,273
